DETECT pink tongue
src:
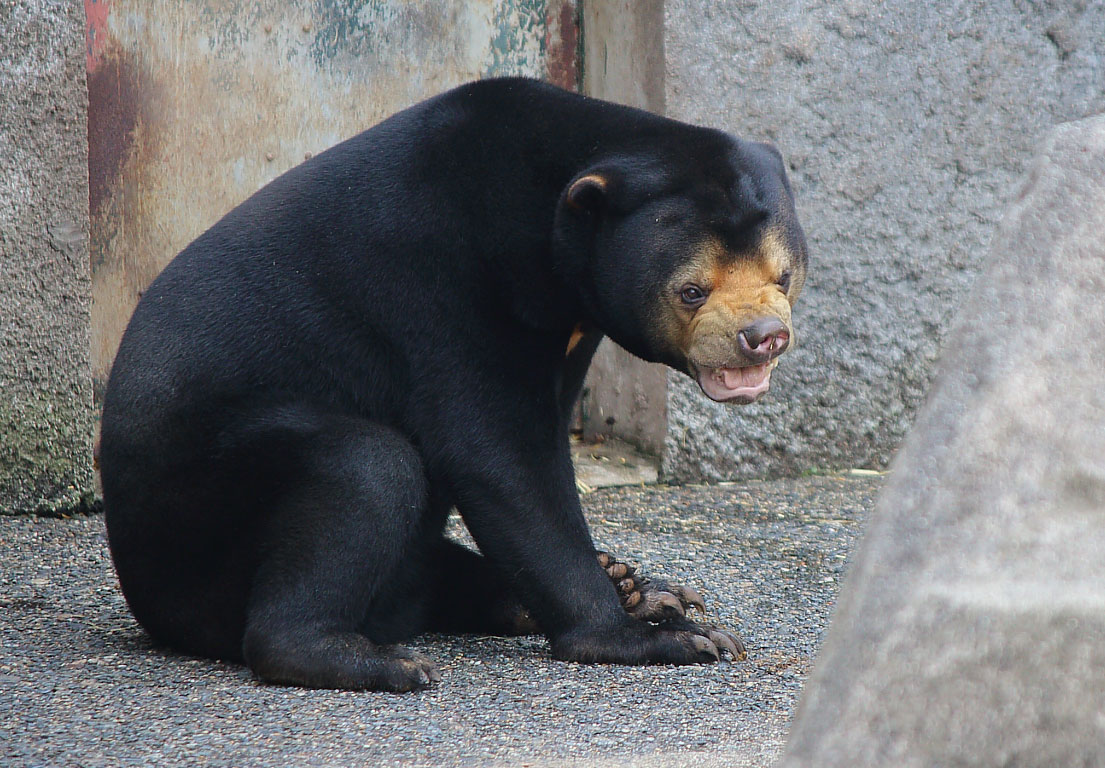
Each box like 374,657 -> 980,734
721,365 -> 769,389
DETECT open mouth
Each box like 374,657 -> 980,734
695,362 -> 774,404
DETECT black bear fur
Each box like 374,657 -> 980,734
100,78 -> 808,691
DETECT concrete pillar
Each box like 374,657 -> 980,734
578,0 -> 669,456
1,0 -> 96,515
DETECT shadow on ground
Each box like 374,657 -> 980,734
0,475 -> 882,768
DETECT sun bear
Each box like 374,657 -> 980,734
100,78 -> 808,691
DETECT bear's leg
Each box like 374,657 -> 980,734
241,419 -> 441,692
419,538 -> 540,636
418,540 -> 732,640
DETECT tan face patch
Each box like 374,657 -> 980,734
657,231 -> 799,371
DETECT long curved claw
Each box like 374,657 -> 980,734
707,628 -> 746,661
596,550 -> 725,627
672,584 -> 706,614
690,633 -> 720,662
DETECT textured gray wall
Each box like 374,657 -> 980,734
0,0 -> 96,514
660,0 -> 1105,481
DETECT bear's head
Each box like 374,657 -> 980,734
556,133 -> 808,404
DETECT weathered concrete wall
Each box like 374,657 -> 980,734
87,0 -> 578,395
782,114 -> 1105,768
660,0 -> 1105,481
1,0 -> 96,515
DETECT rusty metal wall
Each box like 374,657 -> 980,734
85,0 -> 578,396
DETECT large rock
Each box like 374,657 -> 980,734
781,115 -> 1105,766
0,0 -> 95,515
660,0 -> 1105,481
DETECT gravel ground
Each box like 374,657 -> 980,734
1,474 -> 882,768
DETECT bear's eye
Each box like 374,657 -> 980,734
777,271 -> 792,293
679,284 -> 707,306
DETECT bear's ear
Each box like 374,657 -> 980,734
565,173 -> 609,211
564,172 -> 613,213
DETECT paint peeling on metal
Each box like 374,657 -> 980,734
86,44 -> 140,224
545,0 -> 580,91
485,0 -> 546,77
85,0 -> 580,394
84,0 -> 113,70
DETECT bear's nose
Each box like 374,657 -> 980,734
738,317 -> 790,363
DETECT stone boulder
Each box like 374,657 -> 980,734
782,114 -> 1105,767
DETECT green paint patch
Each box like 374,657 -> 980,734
309,0 -> 382,66
484,0 -> 547,77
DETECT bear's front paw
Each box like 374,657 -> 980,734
674,618 -> 746,661
551,617 -> 743,665
596,551 -> 707,621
